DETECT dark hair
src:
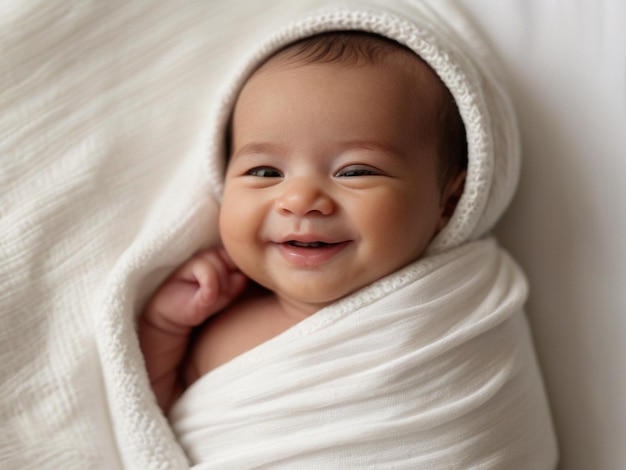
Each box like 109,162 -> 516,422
264,31 -> 468,189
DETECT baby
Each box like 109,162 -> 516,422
139,31 -> 467,413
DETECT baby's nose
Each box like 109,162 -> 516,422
275,179 -> 335,216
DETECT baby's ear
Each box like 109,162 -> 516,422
437,170 -> 466,232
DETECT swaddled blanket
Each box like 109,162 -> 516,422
0,0 -> 564,468
170,238 -> 555,468
162,4 -> 558,468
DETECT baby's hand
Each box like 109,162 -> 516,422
139,248 -> 247,411
145,248 -> 248,333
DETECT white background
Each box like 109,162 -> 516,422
458,1 -> 626,468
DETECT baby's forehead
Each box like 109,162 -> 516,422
241,53 -> 442,124
254,32 -> 446,112
230,32 -> 450,155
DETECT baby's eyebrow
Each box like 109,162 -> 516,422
231,140 -> 402,161
232,142 -> 287,159
335,140 -> 401,157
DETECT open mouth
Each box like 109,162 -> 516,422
286,241 -> 336,248
276,239 -> 350,266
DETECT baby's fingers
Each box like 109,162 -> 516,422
188,249 -> 247,314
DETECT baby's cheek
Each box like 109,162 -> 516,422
219,211 -> 246,250
219,196 -> 261,266
218,202 -> 242,256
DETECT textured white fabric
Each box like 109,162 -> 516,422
170,239 -> 557,468
0,1 -> 555,469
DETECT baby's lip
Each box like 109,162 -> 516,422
273,238 -> 352,267
284,240 -> 336,248
275,234 -> 348,245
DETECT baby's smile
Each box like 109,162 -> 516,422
286,240 -> 334,248
273,239 -> 352,268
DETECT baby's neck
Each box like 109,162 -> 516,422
243,281 -> 329,321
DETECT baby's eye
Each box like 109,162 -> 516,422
336,165 -> 381,177
247,167 -> 282,177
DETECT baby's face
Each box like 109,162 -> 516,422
220,56 -> 446,315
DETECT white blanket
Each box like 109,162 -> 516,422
168,3 -> 556,468
170,239 -> 557,468
0,1 -> 557,468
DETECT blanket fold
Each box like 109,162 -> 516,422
170,239 -> 556,468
